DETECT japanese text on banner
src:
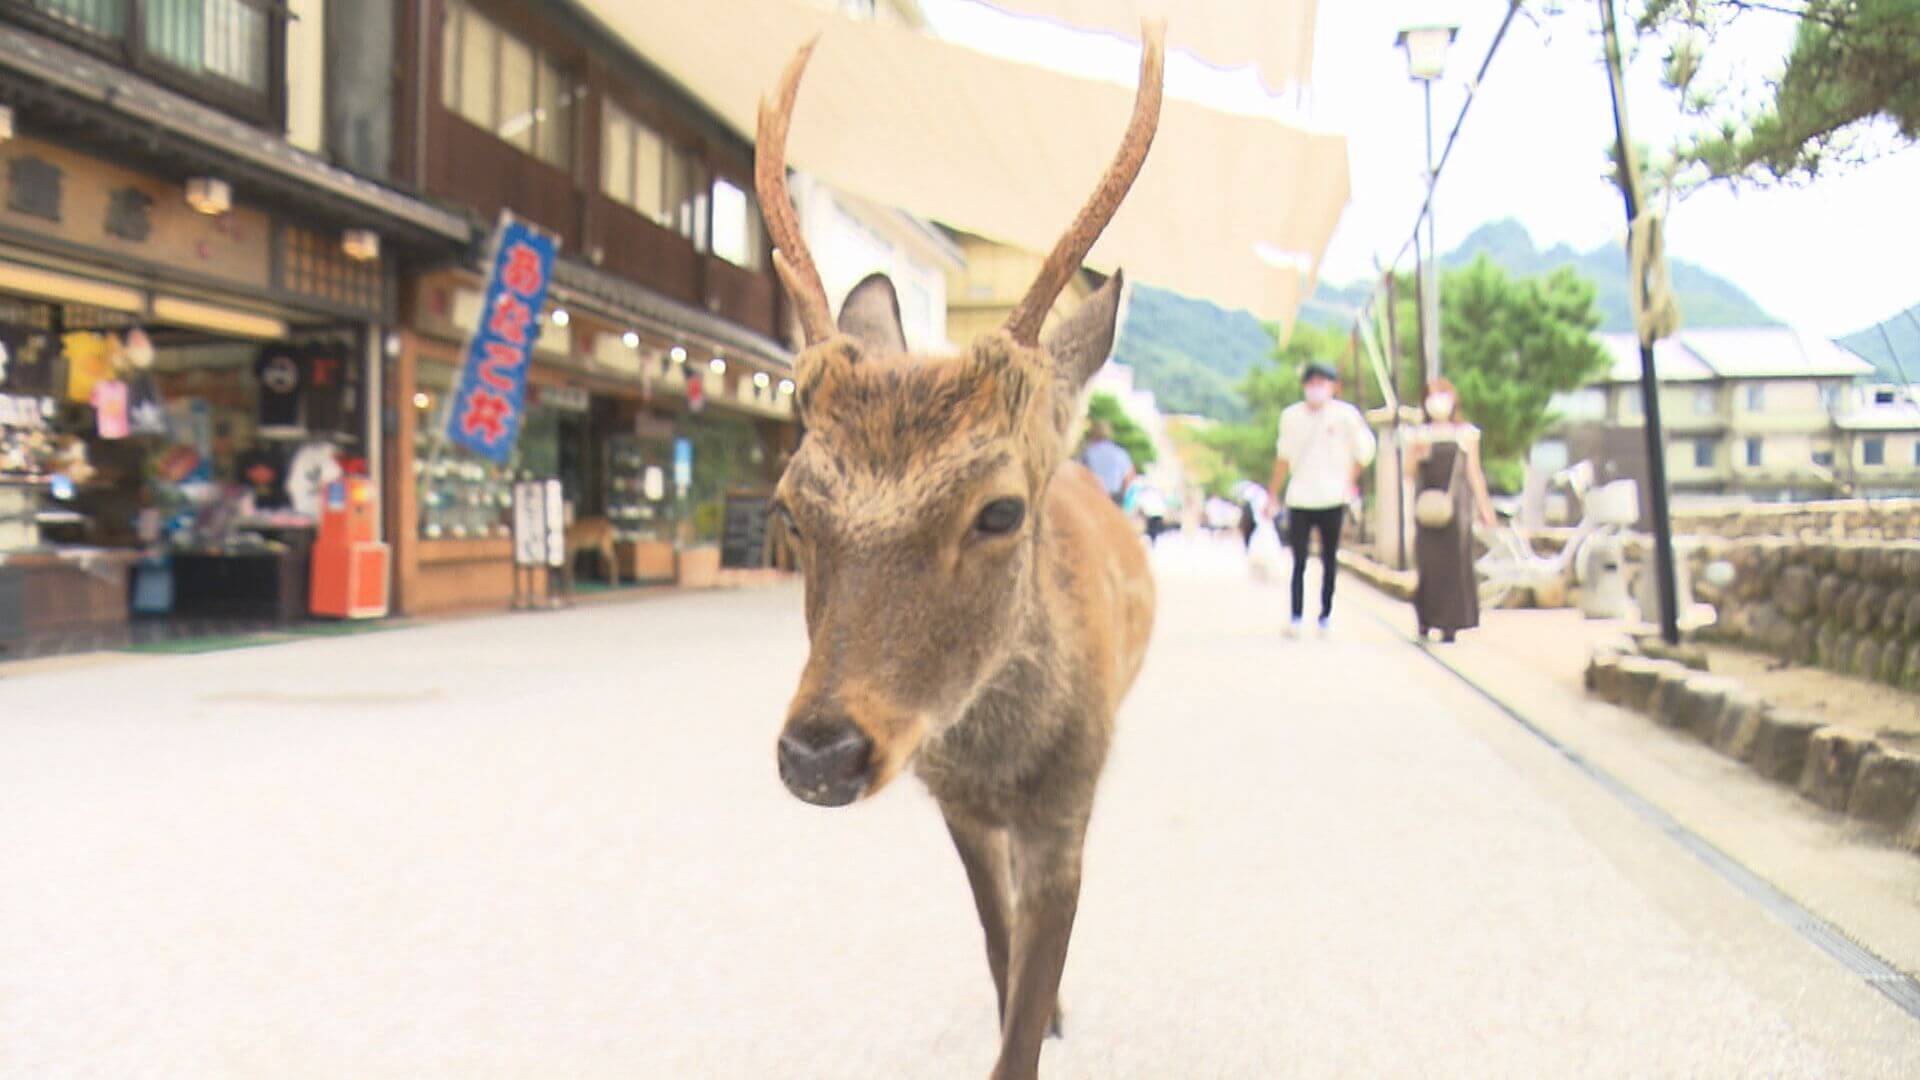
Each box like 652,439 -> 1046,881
445,218 -> 558,462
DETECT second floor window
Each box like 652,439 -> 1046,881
711,177 -> 764,271
441,0 -> 574,169
1745,384 -> 1764,411
1863,437 -> 1886,467
20,0 -> 275,110
1692,387 -> 1715,415
602,103 -> 708,247
1745,437 -> 1762,467
1692,438 -> 1715,468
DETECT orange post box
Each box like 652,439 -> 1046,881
310,476 -> 390,618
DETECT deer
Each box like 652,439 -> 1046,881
757,22 -> 1163,1080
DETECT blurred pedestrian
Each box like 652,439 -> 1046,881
1235,481 -> 1269,550
1133,481 -> 1170,545
1270,362 -> 1376,636
1080,420 -> 1134,506
1405,377 -> 1497,643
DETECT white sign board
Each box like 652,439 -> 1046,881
543,479 -> 566,568
513,481 -> 547,567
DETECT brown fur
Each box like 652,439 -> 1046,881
568,517 -> 619,586
758,21 -> 1164,1080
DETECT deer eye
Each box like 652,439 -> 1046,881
974,498 -> 1025,536
773,500 -> 801,540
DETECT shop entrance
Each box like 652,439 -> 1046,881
1,291 -> 374,660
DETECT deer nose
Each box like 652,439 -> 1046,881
777,718 -> 873,807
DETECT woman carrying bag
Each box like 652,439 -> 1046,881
1405,378 -> 1497,643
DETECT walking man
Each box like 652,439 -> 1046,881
1080,420 -> 1135,507
1270,362 -> 1376,636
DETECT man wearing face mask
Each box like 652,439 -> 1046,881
1270,362 -> 1376,636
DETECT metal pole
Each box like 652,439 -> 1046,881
1599,0 -> 1680,645
1424,78 -> 1440,383
1383,270 -> 1408,570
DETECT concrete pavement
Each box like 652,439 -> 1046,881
3,535 -> 1918,1077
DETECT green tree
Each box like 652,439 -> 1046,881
1641,0 -> 1920,185
1197,321 -> 1346,484
1084,392 -> 1157,467
1414,257 -> 1610,490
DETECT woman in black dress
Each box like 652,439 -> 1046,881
1405,378 -> 1496,643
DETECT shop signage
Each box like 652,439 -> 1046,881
539,384 -> 590,412
511,478 -> 567,569
686,371 -> 706,413
446,216 -> 558,463
672,437 -> 692,495
0,138 -> 271,286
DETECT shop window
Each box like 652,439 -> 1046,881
711,177 -> 764,270
1862,437 -> 1885,467
441,0 -> 575,170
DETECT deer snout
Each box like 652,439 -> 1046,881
777,717 -> 874,807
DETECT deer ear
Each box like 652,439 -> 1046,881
1042,270 -> 1124,392
836,272 -> 909,355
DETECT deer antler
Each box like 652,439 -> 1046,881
1005,20 -> 1165,346
757,37 -> 836,346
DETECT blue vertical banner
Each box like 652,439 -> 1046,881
446,215 -> 559,462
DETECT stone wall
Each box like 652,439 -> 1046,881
1702,538 -> 1920,692
1672,499 -> 1920,541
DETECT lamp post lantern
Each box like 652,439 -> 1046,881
1397,22 -> 1458,384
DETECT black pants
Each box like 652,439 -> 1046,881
1286,505 -> 1345,620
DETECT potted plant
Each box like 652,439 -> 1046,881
677,501 -> 723,588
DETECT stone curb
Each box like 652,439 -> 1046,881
1584,639 -> 1920,854
1335,551 -> 1415,602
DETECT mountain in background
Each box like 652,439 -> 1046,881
1839,303 -> 1920,385
1113,218 -> 1783,420
1297,218 -> 1777,334
1112,285 -> 1272,421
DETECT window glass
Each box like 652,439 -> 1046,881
634,125 -> 667,223
1692,387 -> 1714,415
1692,438 -> 1714,468
440,2 -> 462,117
678,158 -> 710,249
602,105 -> 634,205
1745,384 -> 1764,411
455,5 -> 496,128
1745,438 -> 1762,467
712,178 -> 763,269
1863,437 -> 1886,467
534,57 -> 574,168
496,33 -> 535,151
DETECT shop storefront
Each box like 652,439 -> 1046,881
0,135 -> 397,656
388,268 -> 796,615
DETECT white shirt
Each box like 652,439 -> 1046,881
1276,399 -> 1377,510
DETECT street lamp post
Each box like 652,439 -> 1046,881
1397,23 -> 1458,384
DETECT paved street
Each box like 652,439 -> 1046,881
4,537 -> 1919,1078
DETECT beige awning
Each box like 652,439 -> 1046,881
982,0 -> 1319,90
584,0 -> 1348,329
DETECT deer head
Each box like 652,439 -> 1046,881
761,25 -> 1164,807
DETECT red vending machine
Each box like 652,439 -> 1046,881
310,476 -> 390,619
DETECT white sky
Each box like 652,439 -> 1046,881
919,0 -> 1920,337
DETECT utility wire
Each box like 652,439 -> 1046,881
1380,0 -> 1527,281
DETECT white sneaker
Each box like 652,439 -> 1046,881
1317,616 -> 1332,638
1283,619 -> 1302,639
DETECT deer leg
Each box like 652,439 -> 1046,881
943,813 -> 1013,1027
991,825 -> 1084,1080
